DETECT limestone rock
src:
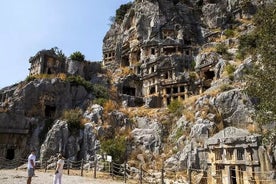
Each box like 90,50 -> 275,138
83,104 -> 103,124
131,117 -> 162,153
66,59 -> 85,76
214,89 -> 254,127
40,120 -> 69,161
234,56 -> 253,81
40,120 -> 97,161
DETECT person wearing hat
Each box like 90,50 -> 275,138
53,153 -> 65,184
27,149 -> 36,184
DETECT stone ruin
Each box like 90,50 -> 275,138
193,127 -> 275,184
28,49 -> 102,81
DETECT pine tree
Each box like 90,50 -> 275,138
245,3 -> 276,143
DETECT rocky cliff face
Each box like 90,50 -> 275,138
0,78 -> 94,158
101,0 -> 275,173
0,0 -> 275,179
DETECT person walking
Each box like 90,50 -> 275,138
53,153 -> 65,184
27,149 -> 36,184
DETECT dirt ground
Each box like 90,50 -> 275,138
0,169 -> 125,184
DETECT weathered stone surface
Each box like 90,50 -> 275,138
214,59 -> 226,79
66,59 -> 85,77
201,0 -> 263,29
164,143 -> 202,171
189,120 -> 214,141
80,123 -> 98,160
206,126 -> 259,145
40,120 -> 97,161
169,116 -> 189,141
214,89 -> 254,127
40,120 -> 69,161
234,56 -> 253,81
131,117 -> 162,153
83,104 -> 103,124
109,110 -> 132,130
2,79 -> 92,118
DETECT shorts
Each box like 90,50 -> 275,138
28,168 -> 35,177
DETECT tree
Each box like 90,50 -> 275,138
101,136 -> 126,163
115,2 -> 132,24
70,51 -> 85,62
245,3 -> 276,142
51,47 -> 67,61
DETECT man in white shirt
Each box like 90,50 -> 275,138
27,149 -> 36,184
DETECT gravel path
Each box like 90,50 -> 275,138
0,169 -> 124,184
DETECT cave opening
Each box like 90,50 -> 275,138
45,105 -> 56,118
123,86 -> 136,96
204,70 -> 215,80
6,148 -> 15,160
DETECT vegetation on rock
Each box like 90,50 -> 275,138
115,2 -> 132,24
52,47 -> 66,61
70,51 -> 85,62
66,75 -> 108,99
244,3 -> 276,142
167,100 -> 184,117
62,108 -> 84,132
101,135 -> 126,163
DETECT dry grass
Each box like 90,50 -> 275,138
183,109 -> 195,122
109,86 -> 119,101
80,118 -> 90,125
120,67 -> 134,76
120,106 -> 168,119
201,46 -> 216,54
203,87 -> 222,97
104,100 -> 119,113
0,107 -> 8,113
246,123 -> 259,133
57,73 -> 67,80
183,95 -> 200,106
238,18 -> 253,25
214,35 -> 226,42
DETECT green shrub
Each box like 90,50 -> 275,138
66,76 -> 109,99
236,51 -> 245,60
189,72 -> 198,80
25,75 -> 36,82
92,84 -> 109,99
168,100 -> 184,116
225,64 -> 236,75
62,108 -> 83,132
224,29 -> 235,38
229,74 -> 234,81
215,43 -> 228,55
220,84 -> 233,92
190,60 -> 196,70
238,33 -> 257,55
175,128 -> 183,140
66,75 -> 93,91
70,51 -> 85,62
56,49 -> 66,62
216,43 -> 232,60
115,2 -> 132,24
93,98 -> 108,106
51,47 -> 66,61
101,136 -> 126,163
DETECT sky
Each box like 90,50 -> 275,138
0,0 -> 132,89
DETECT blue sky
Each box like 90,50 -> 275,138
0,0 -> 132,89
